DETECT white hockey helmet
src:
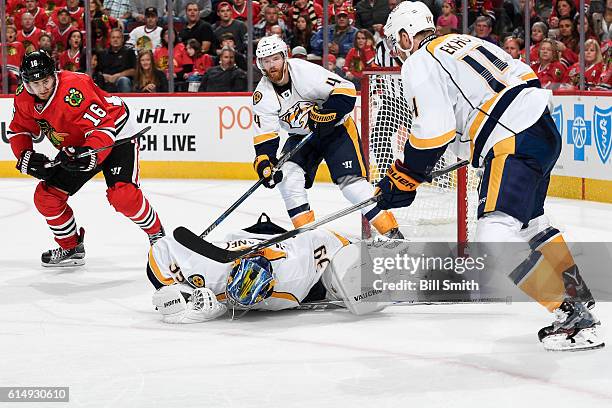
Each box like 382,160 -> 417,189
384,1 -> 435,56
256,34 -> 288,73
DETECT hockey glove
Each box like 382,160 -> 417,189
16,150 -> 55,180
254,154 -> 283,189
307,106 -> 338,138
375,160 -> 420,210
56,146 -> 98,172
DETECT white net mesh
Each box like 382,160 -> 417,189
364,70 -> 480,241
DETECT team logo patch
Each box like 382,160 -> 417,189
36,119 -> 69,147
64,88 -> 84,107
15,84 -> 24,96
253,91 -> 263,105
280,101 -> 315,129
593,106 -> 612,164
188,274 -> 205,288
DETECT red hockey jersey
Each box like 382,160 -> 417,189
8,71 -> 131,163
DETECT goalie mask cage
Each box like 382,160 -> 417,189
360,68 -> 479,242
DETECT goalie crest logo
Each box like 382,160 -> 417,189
188,274 -> 205,288
36,119 -> 69,147
280,101 -> 315,130
64,88 -> 84,107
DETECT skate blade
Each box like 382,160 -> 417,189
41,259 -> 86,268
545,342 -> 605,352
543,328 -> 605,352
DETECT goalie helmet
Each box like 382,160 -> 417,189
226,255 -> 275,314
256,34 -> 288,73
384,1 -> 435,56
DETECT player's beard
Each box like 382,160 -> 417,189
267,66 -> 285,84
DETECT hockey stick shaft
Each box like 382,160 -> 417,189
44,126 -> 151,168
174,159 -> 471,263
199,132 -> 315,237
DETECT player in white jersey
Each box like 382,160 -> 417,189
379,2 -> 602,351
250,35 -> 402,238
147,215 -> 351,323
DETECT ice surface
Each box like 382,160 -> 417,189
1,179 -> 611,408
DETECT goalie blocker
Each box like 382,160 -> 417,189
148,214 -> 391,323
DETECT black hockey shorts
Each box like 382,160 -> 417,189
478,110 -> 562,226
281,117 -> 368,189
44,139 -> 141,196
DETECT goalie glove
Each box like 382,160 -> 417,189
307,105 -> 338,138
16,149 -> 55,180
56,146 -> 98,172
254,154 -> 283,188
375,159 -> 420,210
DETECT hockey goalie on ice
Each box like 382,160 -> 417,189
148,214 -> 389,323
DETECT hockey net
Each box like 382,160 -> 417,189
360,68 -> 480,242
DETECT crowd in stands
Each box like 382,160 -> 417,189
1,0 -> 611,93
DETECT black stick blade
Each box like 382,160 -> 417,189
173,226 -> 247,263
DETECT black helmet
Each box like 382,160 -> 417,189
20,50 -> 55,83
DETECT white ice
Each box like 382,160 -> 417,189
1,178 -> 612,408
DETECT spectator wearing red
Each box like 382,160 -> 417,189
596,40 -> 612,89
232,0 -> 261,24
290,15 -> 314,54
14,0 -> 48,30
1,25 -> 25,92
48,8 -> 74,53
7,0 -> 26,15
178,38 -> 215,81
557,16 -> 579,67
49,0 -> 85,31
287,0 -> 324,30
468,0 -> 495,26
133,50 -> 169,93
329,0 -> 355,25
325,53 -> 347,78
213,2 -> 248,53
503,36 -> 522,60
91,18 -> 111,53
58,29 -> 83,71
437,0 -> 458,33
343,29 -> 376,89
155,27 -> 186,78
17,12 -> 44,53
532,39 -> 566,89
526,21 -> 548,64
561,39 -> 604,89
549,0 -> 579,30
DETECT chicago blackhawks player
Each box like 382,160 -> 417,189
8,50 -> 165,267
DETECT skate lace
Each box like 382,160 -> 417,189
50,247 -> 70,260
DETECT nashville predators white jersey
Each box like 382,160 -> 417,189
148,229 -> 349,310
252,58 -> 357,147
402,34 -> 552,167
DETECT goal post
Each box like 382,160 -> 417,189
360,68 -> 478,243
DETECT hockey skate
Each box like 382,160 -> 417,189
149,225 -> 166,246
41,227 -> 85,267
383,227 -> 405,239
538,300 -> 604,351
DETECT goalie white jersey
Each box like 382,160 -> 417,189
148,229 -> 349,310
252,58 -> 356,147
402,34 -> 552,167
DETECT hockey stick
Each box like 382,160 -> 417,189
44,126 -> 151,168
174,159 -> 470,263
199,132 -> 315,238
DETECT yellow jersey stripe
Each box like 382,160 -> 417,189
520,72 -> 538,81
148,249 -> 174,286
426,34 -> 453,53
343,117 -> 367,176
331,88 -> 357,97
271,291 -> 299,303
409,129 -> 455,149
253,132 -> 278,145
